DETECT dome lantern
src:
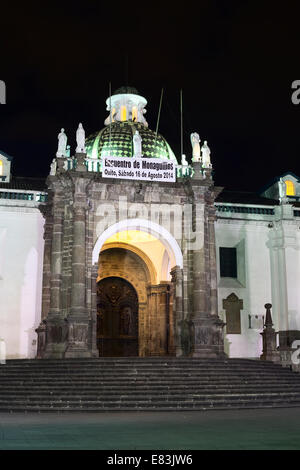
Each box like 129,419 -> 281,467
86,87 -> 178,163
104,86 -> 148,127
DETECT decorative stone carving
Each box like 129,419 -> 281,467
137,102 -> 148,127
120,306 -> 132,335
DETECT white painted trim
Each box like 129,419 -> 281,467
92,218 -> 183,268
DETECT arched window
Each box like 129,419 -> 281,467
132,106 -> 138,122
110,107 -> 116,122
0,160 -> 3,176
121,106 -> 127,121
285,180 -> 295,196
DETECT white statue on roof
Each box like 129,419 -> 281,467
56,128 -> 67,157
76,123 -> 86,153
190,132 -> 201,162
133,130 -> 142,157
181,154 -> 188,166
201,140 -> 211,168
50,158 -> 57,176
279,177 -> 287,204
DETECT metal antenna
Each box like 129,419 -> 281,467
125,55 -> 129,90
109,81 -> 112,153
180,89 -> 183,158
154,88 -> 164,150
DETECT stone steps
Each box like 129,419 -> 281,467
1,357 -> 300,412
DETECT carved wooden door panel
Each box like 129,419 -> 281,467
96,277 -> 138,356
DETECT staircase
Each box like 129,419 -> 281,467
1,357 -> 300,412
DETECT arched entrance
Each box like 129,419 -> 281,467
97,277 -> 138,357
92,222 -> 184,357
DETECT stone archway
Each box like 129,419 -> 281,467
96,246 -> 175,356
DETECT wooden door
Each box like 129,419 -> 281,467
97,277 -> 138,356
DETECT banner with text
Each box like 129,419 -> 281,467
102,156 -> 176,182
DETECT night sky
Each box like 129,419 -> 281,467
1,1 -> 300,192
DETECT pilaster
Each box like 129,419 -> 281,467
65,175 -> 92,358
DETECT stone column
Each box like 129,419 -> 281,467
91,263 -> 99,357
208,207 -> 218,317
43,181 -> 67,358
75,152 -> 87,172
147,285 -> 161,356
170,266 -> 184,356
191,185 -> 225,358
36,204 -> 52,358
65,176 -> 92,358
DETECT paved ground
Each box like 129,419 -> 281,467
0,408 -> 300,450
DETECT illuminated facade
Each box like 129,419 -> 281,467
1,88 -> 300,366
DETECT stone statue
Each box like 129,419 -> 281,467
133,130 -> 142,157
66,145 -> 71,158
76,123 -> 86,153
279,177 -> 287,203
181,154 -> 188,166
201,140 -> 211,168
190,132 -> 201,162
50,158 -> 57,176
56,128 -> 67,157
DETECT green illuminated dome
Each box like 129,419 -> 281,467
85,87 -> 177,163
86,121 -> 177,162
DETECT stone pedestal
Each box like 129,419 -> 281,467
56,157 -> 67,174
43,317 -> 68,359
260,303 -> 280,363
191,161 -> 203,180
75,152 -> 87,172
203,167 -> 213,180
35,321 -> 46,359
192,315 -> 226,358
65,317 -> 91,358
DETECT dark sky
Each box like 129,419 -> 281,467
1,0 -> 300,192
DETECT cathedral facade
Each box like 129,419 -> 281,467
1,87 -> 300,366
